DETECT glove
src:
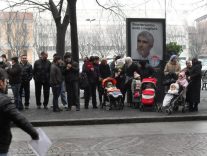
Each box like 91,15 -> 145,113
31,133 -> 39,140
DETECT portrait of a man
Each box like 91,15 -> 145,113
137,31 -> 154,60
127,19 -> 164,67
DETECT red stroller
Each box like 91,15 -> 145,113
101,77 -> 124,110
140,77 -> 157,111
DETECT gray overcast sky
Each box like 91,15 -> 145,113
1,0 -> 207,26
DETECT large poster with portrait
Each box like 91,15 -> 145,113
126,18 -> 165,68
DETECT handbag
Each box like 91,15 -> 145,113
163,73 -> 177,86
79,72 -> 89,89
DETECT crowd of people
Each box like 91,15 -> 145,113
164,55 -> 202,112
0,51 -> 202,113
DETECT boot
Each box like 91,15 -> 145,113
193,103 -> 198,112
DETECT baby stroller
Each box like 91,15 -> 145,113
139,77 -> 157,111
102,77 -> 124,110
161,84 -> 187,115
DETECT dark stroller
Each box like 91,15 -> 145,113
101,77 -> 124,110
161,85 -> 187,115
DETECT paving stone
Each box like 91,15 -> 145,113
9,133 -> 207,156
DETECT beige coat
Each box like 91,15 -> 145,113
164,61 -> 181,75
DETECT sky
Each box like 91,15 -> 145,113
1,0 -> 207,26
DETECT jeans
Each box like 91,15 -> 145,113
0,153 -> 8,156
11,83 -> 22,109
60,82 -> 67,106
51,84 -> 61,110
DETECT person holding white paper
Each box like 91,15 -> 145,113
0,68 -> 39,156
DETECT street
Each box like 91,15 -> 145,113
10,121 -> 207,156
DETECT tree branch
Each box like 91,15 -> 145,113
95,0 -> 125,19
49,0 -> 61,25
62,1 -> 70,27
58,0 -> 64,15
1,0 -> 50,11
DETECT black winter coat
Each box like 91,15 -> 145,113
20,62 -> 33,82
64,61 -> 79,83
186,61 -> 202,103
139,64 -> 155,80
83,63 -> 100,84
124,63 -> 139,78
33,59 -> 51,83
99,64 -> 111,79
7,63 -> 22,85
0,93 -> 38,153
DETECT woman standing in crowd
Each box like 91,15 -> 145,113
83,56 -> 99,109
164,55 -> 181,76
164,55 -> 181,90
187,58 -> 202,112
123,57 -> 139,106
99,58 -> 111,106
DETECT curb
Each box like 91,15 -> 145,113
30,114 -> 207,127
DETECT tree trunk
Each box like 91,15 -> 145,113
68,0 -> 79,63
56,25 -> 66,58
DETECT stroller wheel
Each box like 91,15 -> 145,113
182,107 -> 185,113
173,106 -> 179,112
166,109 -> 172,115
140,105 -> 144,111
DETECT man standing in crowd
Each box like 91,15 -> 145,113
64,52 -> 80,111
50,55 -> 63,112
33,51 -> 51,109
53,53 -> 67,109
0,55 -> 10,94
7,57 -> 23,110
0,68 -> 39,156
19,54 -> 33,109
1,54 -> 11,68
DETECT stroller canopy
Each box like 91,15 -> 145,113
102,77 -> 117,88
142,77 -> 157,85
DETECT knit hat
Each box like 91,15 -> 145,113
170,83 -> 179,90
170,55 -> 177,61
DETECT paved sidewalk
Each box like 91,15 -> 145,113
8,81 -> 207,126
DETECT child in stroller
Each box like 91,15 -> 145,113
162,71 -> 188,114
163,83 -> 179,107
131,72 -> 141,108
140,77 -> 157,111
102,77 -> 123,110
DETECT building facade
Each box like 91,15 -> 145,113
0,12 -> 33,62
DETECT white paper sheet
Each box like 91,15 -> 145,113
28,128 -> 52,156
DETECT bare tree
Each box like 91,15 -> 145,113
91,26 -> 111,58
167,25 -> 187,44
6,12 -> 30,57
188,24 -> 207,57
33,14 -> 56,58
2,0 -> 125,61
106,23 -> 126,57
2,0 -> 75,59
78,30 -> 91,59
